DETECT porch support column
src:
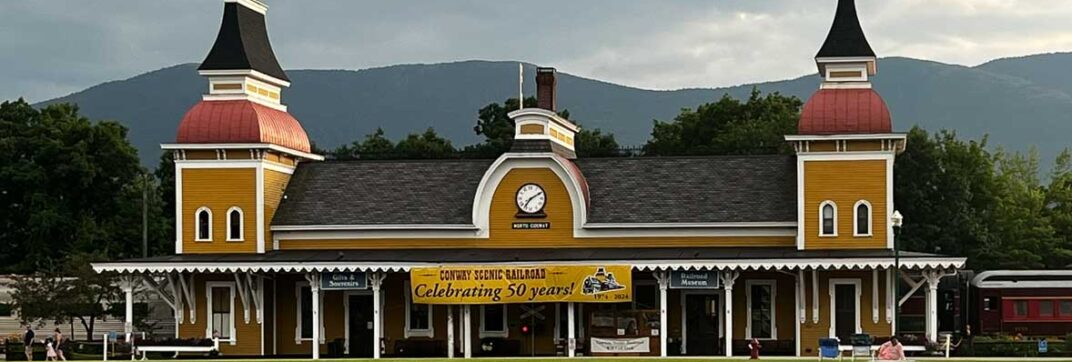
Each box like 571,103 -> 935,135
463,305 -> 472,358
721,270 -> 740,357
653,271 -> 670,357
119,275 -> 138,338
447,305 -> 455,358
567,302 -> 576,357
370,272 -> 386,359
923,270 -> 942,343
795,269 -> 803,357
304,272 -> 322,360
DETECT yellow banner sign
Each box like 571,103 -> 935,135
410,265 -> 632,304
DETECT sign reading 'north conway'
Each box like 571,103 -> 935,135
410,265 -> 632,304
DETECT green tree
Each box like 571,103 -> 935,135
1045,149 -> 1072,268
643,88 -> 801,156
9,252 -> 120,341
331,128 -> 395,160
0,100 -> 144,272
576,128 -> 620,157
395,128 -> 456,159
473,97 -> 537,155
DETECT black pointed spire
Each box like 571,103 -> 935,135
816,0 -> 875,58
198,1 -> 289,82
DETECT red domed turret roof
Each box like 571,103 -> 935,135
177,100 -> 311,153
798,88 -> 891,135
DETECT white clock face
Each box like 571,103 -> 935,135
516,184 -> 546,214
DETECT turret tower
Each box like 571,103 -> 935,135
787,0 -> 905,250
165,0 -> 321,255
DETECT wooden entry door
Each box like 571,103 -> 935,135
684,294 -> 720,355
833,283 -> 857,342
347,294 -> 375,357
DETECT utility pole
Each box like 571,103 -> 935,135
891,210 -> 904,336
142,173 -> 149,258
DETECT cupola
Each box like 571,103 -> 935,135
508,67 -> 579,159
797,0 -> 892,136
174,0 -> 315,156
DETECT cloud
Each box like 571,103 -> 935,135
2,0 -> 1072,102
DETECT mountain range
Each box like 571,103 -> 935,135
35,53 -> 1072,167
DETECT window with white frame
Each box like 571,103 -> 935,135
226,207 -> 243,241
295,282 -> 319,342
747,281 -> 776,339
404,282 -> 433,338
820,201 -> 837,236
854,201 -> 872,236
196,207 -> 212,241
206,283 -> 234,342
480,304 -> 508,338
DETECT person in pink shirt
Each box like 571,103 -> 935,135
877,336 -> 906,361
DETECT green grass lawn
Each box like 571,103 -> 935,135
109,359 -> 1072,362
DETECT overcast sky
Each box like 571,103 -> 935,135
3,0 -> 1072,102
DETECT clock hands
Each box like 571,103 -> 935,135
524,192 -> 544,209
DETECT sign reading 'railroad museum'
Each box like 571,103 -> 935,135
410,265 -> 632,304
670,270 -> 720,289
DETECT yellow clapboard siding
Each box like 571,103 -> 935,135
263,169 -> 291,252
803,160 -> 887,249
799,270 -> 891,356
176,275 -> 263,356
182,168 -> 257,253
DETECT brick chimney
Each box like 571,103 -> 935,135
536,67 -> 557,111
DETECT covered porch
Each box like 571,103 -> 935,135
94,248 -> 963,358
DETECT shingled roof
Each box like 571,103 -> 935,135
273,159 -> 495,226
198,2 -> 289,82
272,155 -> 797,226
575,156 -> 796,223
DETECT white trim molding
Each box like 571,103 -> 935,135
479,305 -> 508,338
227,206 -> 245,242
785,134 -> 906,142
195,207 -> 213,242
853,200 -> 873,237
403,281 -> 434,338
819,201 -> 837,237
828,278 -> 862,339
162,143 -> 323,161
745,280 -> 778,340
205,281 -> 237,345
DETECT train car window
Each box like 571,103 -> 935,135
1013,300 -> 1028,317
984,297 -> 998,311
1039,300 -> 1054,317
1060,300 -> 1072,317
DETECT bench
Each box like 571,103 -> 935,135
134,338 -> 219,360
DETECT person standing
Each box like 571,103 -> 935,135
52,329 -> 66,361
23,325 -> 35,361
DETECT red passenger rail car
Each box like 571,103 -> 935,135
971,271 -> 1072,336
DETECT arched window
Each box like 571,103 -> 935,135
819,201 -> 837,236
854,200 -> 872,236
195,207 -> 212,241
227,207 -> 243,241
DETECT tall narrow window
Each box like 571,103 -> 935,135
207,284 -> 233,341
748,281 -> 775,339
404,282 -> 433,338
1013,300 -> 1028,317
1060,300 -> 1072,317
854,201 -> 872,236
1040,300 -> 1054,317
298,285 -> 313,339
820,201 -> 837,236
227,207 -> 243,241
196,207 -> 212,241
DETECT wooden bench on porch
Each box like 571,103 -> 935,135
133,338 -> 219,360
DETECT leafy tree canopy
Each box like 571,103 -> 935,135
643,88 -> 801,156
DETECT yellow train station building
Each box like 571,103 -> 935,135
95,0 -> 965,358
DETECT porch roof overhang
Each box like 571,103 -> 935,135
93,247 -> 964,274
